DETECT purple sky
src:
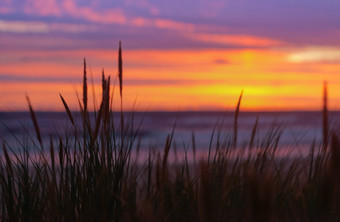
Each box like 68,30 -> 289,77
1,0 -> 340,50
2,0 -> 340,111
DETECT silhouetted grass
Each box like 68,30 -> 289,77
1,43 -> 340,221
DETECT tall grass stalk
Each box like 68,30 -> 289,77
323,81 -> 329,151
233,90 -> 243,148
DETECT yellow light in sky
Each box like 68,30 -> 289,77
1,47 -> 340,111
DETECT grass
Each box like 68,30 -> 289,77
1,44 -> 340,221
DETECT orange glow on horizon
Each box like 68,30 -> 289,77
2,48 -> 340,111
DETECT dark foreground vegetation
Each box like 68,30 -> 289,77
1,43 -> 340,221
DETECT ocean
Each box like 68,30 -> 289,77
1,111 -> 339,160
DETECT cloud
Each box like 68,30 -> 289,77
49,23 -> 99,33
130,17 -> 148,27
0,74 -> 80,83
191,33 -> 284,47
0,20 -> 48,33
1,0 -> 282,50
153,19 -> 195,31
0,73 -> 220,87
125,78 -> 191,86
287,47 -> 340,63
0,20 -> 99,33
21,0 -> 127,25
18,0 -> 192,32
62,0 -> 126,24
0,6 -> 12,14
61,0 -> 192,31
24,0 -> 62,17
213,58 -> 230,65
1,0 -> 340,49
1,0 -> 308,51
103,77 -> 228,86
128,17 -> 195,32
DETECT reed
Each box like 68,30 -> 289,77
233,90 -> 243,148
26,95 -> 43,149
323,81 -> 329,151
118,41 -> 123,100
249,116 -> 259,151
60,94 -> 75,127
83,58 -> 88,113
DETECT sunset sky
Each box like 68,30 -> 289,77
1,0 -> 340,111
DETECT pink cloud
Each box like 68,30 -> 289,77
24,0 -> 62,17
62,0 -> 126,24
0,6 -> 12,14
130,17 -> 195,32
2,0 -> 12,4
8,0 -> 279,49
153,19 -> 195,31
191,33 -> 284,47
149,7 -> 160,16
22,0 -> 126,25
130,17 -> 149,27
14,0 -> 194,33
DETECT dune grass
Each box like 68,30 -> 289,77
1,44 -> 340,221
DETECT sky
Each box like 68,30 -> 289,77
1,0 -> 340,111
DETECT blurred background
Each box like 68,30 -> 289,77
1,0 -> 340,111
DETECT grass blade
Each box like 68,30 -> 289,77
26,95 -> 43,149
233,90 -> 243,148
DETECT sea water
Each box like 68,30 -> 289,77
1,111 -> 339,161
